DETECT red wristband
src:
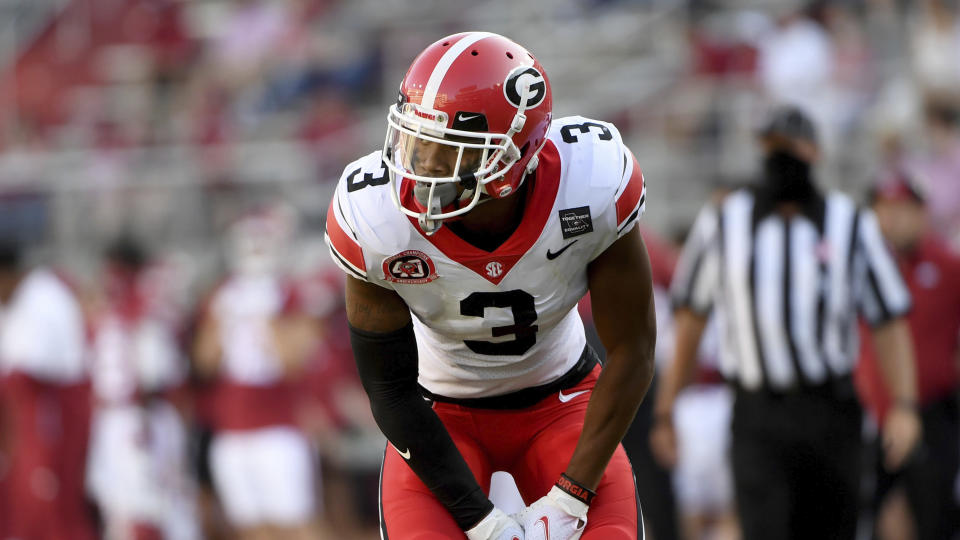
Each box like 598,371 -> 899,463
556,473 -> 596,505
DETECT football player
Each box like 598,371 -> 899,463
193,209 -> 319,540
325,32 -> 656,540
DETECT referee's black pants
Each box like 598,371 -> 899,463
731,385 -> 862,540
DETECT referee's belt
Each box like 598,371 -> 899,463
419,344 -> 599,410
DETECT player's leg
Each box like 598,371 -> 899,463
253,426 -> 317,540
379,406 -> 493,540
673,385 -> 737,540
509,384 -> 638,539
209,430 -> 264,536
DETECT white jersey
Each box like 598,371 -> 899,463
210,274 -> 289,385
0,268 -> 88,383
326,116 -> 646,398
92,314 -> 184,405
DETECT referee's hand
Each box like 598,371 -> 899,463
882,405 -> 922,471
649,414 -> 678,469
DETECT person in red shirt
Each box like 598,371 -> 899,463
856,169 -> 960,540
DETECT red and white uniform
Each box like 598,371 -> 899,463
327,116 -> 646,398
327,116 -> 646,538
0,268 -> 94,540
204,274 -> 316,527
1,268 -> 87,383
87,308 -> 199,540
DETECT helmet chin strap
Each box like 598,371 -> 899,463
415,182 -> 457,235
419,213 -> 443,235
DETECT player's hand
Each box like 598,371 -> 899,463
649,413 -> 678,468
520,485 -> 590,540
882,404 -> 922,471
465,506 -> 524,540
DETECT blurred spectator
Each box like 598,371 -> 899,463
0,239 -> 95,540
208,0 -> 292,92
86,238 -> 199,540
297,90 -> 363,181
755,2 -> 836,146
908,0 -> 960,96
909,97 -> 960,249
817,2 -> 876,139
296,274 -> 384,538
192,207 -> 320,540
856,170 -> 960,540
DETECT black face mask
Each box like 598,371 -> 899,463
762,149 -> 817,203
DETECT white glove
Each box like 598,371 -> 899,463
465,506 -> 525,540
520,486 -> 589,540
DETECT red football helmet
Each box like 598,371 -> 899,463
382,32 -> 553,233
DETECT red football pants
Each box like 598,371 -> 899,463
1,373 -> 95,540
380,366 -> 639,539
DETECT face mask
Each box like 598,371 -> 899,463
414,181 -> 458,209
762,149 -> 816,203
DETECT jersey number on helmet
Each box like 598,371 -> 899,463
460,290 -> 538,355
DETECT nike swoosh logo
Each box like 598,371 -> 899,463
546,240 -> 578,260
536,516 -> 549,538
392,443 -> 411,460
457,113 -> 481,122
558,389 -> 588,403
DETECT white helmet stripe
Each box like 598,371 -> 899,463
421,32 -> 497,109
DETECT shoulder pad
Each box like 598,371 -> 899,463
325,151 -> 415,281
548,116 -> 646,237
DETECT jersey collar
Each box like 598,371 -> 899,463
400,140 -> 562,285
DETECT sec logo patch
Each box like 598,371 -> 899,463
382,250 -> 439,284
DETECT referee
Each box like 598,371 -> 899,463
650,106 -> 922,539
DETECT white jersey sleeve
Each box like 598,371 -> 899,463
324,151 -> 417,288
547,116 -> 647,262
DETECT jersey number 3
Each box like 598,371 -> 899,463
346,166 -> 388,192
460,290 -> 539,355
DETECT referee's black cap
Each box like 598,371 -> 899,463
758,105 -> 818,145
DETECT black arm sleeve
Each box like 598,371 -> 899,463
348,322 -> 492,530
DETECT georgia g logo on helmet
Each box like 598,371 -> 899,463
503,66 -> 547,110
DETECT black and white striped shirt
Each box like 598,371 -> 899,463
671,188 -> 911,392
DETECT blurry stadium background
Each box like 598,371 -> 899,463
0,0 -> 958,539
